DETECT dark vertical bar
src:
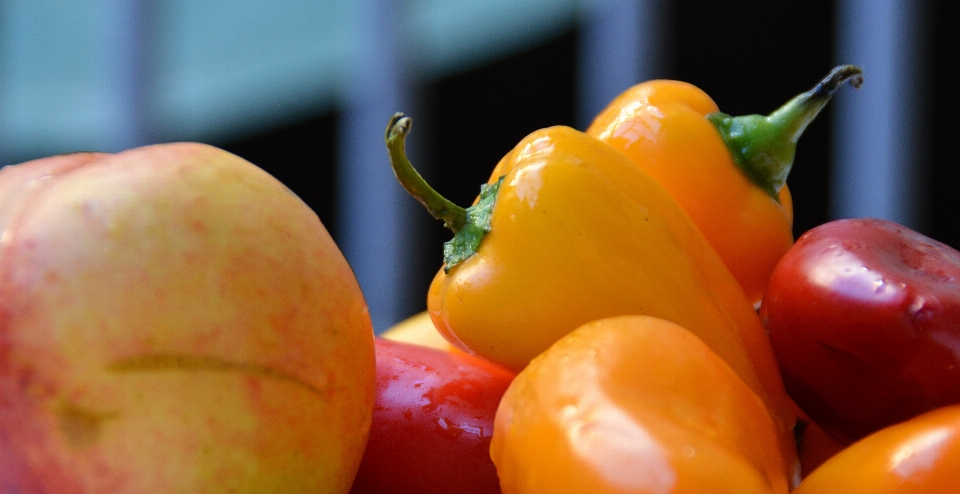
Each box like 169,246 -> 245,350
929,0 -> 960,248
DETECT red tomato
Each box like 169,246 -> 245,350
349,338 -> 515,494
761,218 -> 960,443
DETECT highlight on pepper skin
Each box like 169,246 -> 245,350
386,115 -> 797,444
586,65 -> 862,308
490,315 -> 796,494
792,405 -> 960,493
761,217 -> 960,444
350,337 -> 514,494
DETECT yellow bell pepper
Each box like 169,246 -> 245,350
385,115 -> 796,445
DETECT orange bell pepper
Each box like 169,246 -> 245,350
587,65 -> 863,305
385,115 -> 796,447
490,316 -> 796,493
793,405 -> 960,493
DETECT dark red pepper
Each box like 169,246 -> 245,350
349,338 -> 514,494
760,218 -> 960,443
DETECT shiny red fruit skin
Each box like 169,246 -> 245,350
761,218 -> 960,443
349,338 -> 514,494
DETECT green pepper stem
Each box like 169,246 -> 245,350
768,64 -> 864,142
385,113 -> 467,233
707,64 -> 864,199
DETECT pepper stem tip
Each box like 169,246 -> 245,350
386,112 -> 412,142
384,113 -> 467,233
815,64 -> 864,95
708,64 -> 863,200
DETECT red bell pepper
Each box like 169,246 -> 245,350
760,218 -> 960,443
349,338 -> 514,494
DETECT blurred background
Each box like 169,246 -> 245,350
1,0 -> 957,332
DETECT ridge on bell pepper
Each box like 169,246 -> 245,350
587,64 -> 862,306
385,114 -> 797,461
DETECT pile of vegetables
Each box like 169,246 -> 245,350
3,63 -> 959,493
367,64 -> 960,493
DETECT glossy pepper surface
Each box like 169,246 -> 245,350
761,218 -> 960,443
793,405 -> 960,493
587,65 -> 863,306
385,115 -> 796,442
491,316 -> 794,494
350,338 -> 513,494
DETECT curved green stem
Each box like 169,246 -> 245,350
385,113 -> 467,232
386,113 -> 502,270
707,64 -> 864,199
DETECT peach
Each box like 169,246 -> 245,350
0,143 -> 376,493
